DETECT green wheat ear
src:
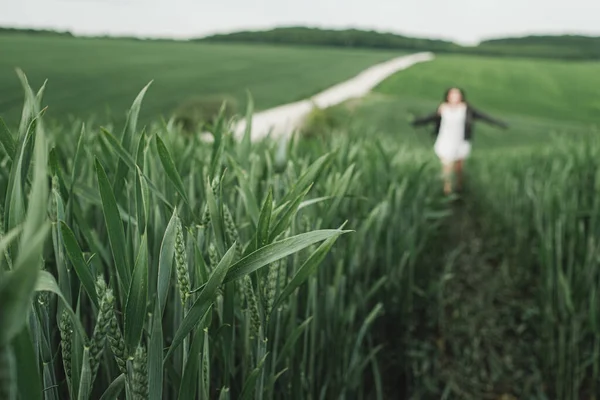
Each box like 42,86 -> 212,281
97,276 -> 127,373
132,345 -> 148,400
244,275 -> 261,339
223,204 -> 243,258
208,242 -> 218,272
90,287 -> 114,382
107,312 -> 127,374
174,216 -> 190,304
265,261 -> 280,318
201,203 -> 211,226
58,310 -> 73,380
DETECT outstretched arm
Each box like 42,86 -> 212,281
411,109 -> 440,127
472,107 -> 508,129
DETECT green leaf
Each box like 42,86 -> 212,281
155,134 -> 190,207
269,184 -> 312,242
349,303 -> 383,372
218,387 -> 230,400
69,124 -> 86,194
100,128 -> 138,172
124,233 -> 149,354
206,177 -> 225,256
95,158 -> 131,293
1,76 -> 49,320
209,124 -> 226,179
298,196 -> 334,210
0,224 -> 49,347
135,166 -> 149,235
52,185 -> 71,307
148,303 -> 164,400
60,222 -> 98,308
112,81 -> 152,199
239,353 -> 268,400
276,317 -> 313,365
256,187 -> 273,250
0,225 -> 21,268
273,224 -> 345,310
164,243 -> 237,362
239,90 -> 254,156
13,328 -> 42,400
324,164 -> 355,225
0,117 -> 16,160
280,152 -> 332,206
157,209 -> 178,315
99,374 -> 126,400
78,347 -> 92,400
224,229 -> 349,284
178,328 -> 203,400
228,158 -> 259,225
34,270 -> 88,343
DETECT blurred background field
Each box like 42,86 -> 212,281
0,32 -> 402,127
1,14 -> 600,400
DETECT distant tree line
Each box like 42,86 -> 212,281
198,27 -> 461,52
2,25 -> 599,60
199,27 -> 600,60
0,26 -> 74,37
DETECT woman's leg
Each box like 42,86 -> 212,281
442,162 -> 454,194
454,159 -> 464,192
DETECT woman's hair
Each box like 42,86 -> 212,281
444,87 -> 466,102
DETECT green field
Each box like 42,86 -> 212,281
376,55 -> 600,124
310,55 -> 599,153
0,34 -> 401,126
1,37 -> 600,400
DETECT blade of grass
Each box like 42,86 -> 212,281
164,243 -> 237,362
34,270 -> 88,342
124,233 -> 149,354
239,353 -> 268,400
206,177 -> 225,256
12,328 -> 42,400
273,224 -> 346,310
148,302 -> 164,400
155,134 -> 190,208
224,229 -> 349,284
95,158 -> 131,293
60,222 -> 98,308
0,117 -> 16,160
98,374 -> 126,400
77,347 -> 92,400
256,187 -> 273,250
0,112 -> 49,346
177,328 -> 203,400
275,317 -> 313,365
269,184 -> 312,242
157,209 -> 178,315
112,82 -> 152,199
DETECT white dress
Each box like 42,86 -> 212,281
434,104 -> 471,163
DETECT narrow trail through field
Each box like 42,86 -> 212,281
432,197 -> 539,399
222,52 -> 434,141
380,192 -> 541,399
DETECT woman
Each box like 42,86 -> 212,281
412,87 -> 508,195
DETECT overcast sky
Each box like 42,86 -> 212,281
2,0 -> 599,45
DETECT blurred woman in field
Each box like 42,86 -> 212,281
412,87 -> 508,195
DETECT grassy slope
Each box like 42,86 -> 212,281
323,55 -> 599,153
376,55 -> 600,124
340,53 -> 600,400
0,34 -> 402,126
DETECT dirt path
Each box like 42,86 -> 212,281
376,192 -> 542,399
200,52 -> 434,142
429,196 -> 541,399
